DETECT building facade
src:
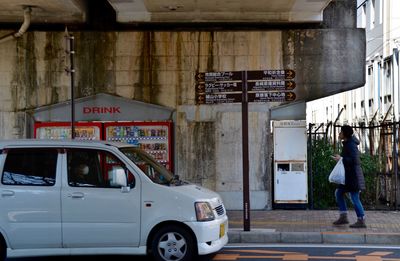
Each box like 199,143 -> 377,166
307,0 -> 400,132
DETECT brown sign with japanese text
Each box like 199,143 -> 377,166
195,70 -> 296,104
248,92 -> 296,102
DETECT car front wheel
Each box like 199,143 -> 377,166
151,225 -> 195,261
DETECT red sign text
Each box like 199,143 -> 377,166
83,107 -> 121,114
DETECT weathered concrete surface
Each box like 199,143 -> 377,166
283,28 -> 366,101
323,0 -> 357,28
0,27 -> 364,209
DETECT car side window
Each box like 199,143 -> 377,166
67,149 -> 134,188
1,148 -> 57,186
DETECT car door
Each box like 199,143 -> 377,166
61,148 -> 141,248
0,147 -> 62,249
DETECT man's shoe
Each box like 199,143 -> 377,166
332,214 -> 349,225
349,218 -> 367,228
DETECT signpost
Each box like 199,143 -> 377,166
248,91 -> 296,102
247,69 -> 295,80
247,80 -> 296,91
196,82 -> 243,93
195,71 -> 242,82
195,71 -> 243,105
195,93 -> 242,104
195,70 -> 296,105
195,69 -> 296,232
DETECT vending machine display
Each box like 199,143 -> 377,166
34,121 -> 173,171
34,122 -> 102,140
104,121 -> 173,171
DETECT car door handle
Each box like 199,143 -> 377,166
68,192 -> 85,199
1,190 -> 15,197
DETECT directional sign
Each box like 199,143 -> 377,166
247,69 -> 295,80
248,80 -> 296,91
196,82 -> 243,93
196,93 -> 242,104
195,71 -> 242,82
195,69 -> 296,105
248,91 -> 296,102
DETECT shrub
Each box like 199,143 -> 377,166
310,139 -> 380,209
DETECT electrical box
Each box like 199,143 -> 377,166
273,120 -> 308,208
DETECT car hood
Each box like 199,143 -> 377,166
169,183 -> 224,208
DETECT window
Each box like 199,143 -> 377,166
120,147 -> 174,185
370,0 -> 375,29
2,148 -> 57,186
353,102 -> 356,109
67,149 -> 134,188
361,100 -> 365,108
361,4 -> 366,28
369,99 -> 374,107
384,95 -> 391,104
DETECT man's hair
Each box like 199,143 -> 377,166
341,125 -> 354,138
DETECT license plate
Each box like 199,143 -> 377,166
219,223 -> 225,238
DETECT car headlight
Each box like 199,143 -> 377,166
195,202 -> 215,221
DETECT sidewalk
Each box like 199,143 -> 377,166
226,210 -> 400,245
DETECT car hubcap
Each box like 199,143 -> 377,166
158,232 -> 187,261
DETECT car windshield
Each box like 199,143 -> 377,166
119,147 -> 175,185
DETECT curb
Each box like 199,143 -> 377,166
228,229 -> 400,245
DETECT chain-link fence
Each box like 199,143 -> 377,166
308,121 -> 399,210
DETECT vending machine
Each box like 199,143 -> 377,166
34,122 -> 103,140
34,121 -> 174,171
103,121 -> 173,171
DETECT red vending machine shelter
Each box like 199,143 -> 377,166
103,121 -> 173,171
32,93 -> 175,171
34,122 -> 103,140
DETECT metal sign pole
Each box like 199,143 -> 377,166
242,71 -> 250,231
65,28 -> 75,139
393,120 -> 398,209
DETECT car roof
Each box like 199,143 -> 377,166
0,139 -> 133,149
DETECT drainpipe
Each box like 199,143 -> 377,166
0,7 -> 32,44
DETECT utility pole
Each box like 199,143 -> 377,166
65,27 -> 75,139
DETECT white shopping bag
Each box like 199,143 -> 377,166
329,157 -> 345,185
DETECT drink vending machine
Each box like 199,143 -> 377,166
34,121 -> 173,171
34,122 -> 103,140
103,121 -> 172,171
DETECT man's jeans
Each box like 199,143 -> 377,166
335,188 -> 365,218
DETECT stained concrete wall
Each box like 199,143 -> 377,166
0,27 -> 364,209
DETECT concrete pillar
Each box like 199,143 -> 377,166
323,0 -> 357,29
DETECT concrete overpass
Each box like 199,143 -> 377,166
0,0 -> 331,24
0,0 -> 365,210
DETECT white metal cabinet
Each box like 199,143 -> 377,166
273,120 -> 308,205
